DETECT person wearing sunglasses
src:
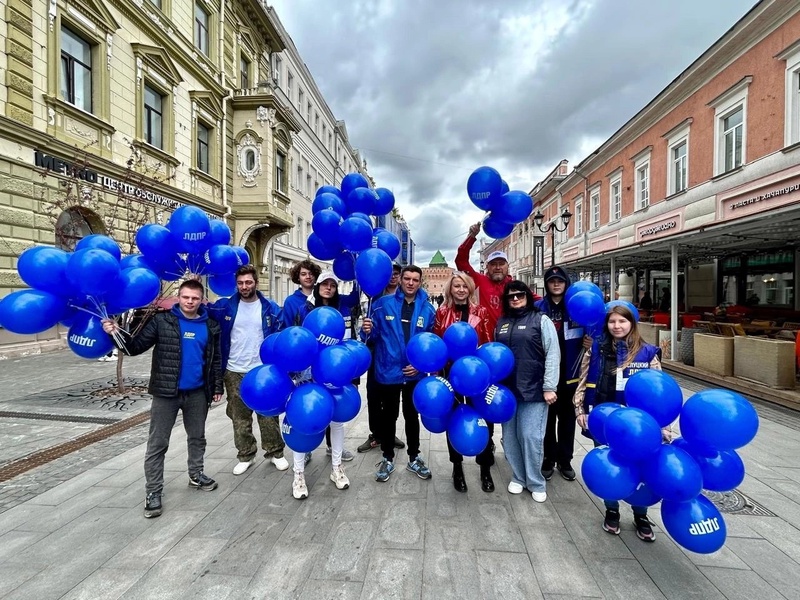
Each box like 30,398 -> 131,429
494,281 -> 560,503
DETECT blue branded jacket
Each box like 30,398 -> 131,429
281,289 -> 310,327
362,287 -> 436,384
535,280 -> 584,388
208,292 -> 282,371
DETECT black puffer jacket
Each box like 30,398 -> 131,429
120,309 -> 222,401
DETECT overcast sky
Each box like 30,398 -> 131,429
268,0 -> 756,267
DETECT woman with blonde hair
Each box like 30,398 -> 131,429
433,272 -> 494,492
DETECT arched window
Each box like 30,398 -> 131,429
54,207 -> 105,250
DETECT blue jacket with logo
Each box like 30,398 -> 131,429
362,287 -> 436,385
208,292 -> 282,371
282,289 -> 310,327
535,278 -> 584,388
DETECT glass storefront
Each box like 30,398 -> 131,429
720,250 -> 795,307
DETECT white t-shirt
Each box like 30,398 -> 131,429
226,299 -> 264,373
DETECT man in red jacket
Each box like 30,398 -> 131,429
456,223 -> 515,336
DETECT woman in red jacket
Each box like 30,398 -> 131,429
433,272 -> 495,493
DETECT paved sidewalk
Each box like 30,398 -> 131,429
0,351 -> 800,599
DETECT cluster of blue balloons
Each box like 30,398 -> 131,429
406,324 -> 517,456
467,166 -> 534,240
565,280 -> 639,332
0,235 -> 162,359
239,306 -> 371,452
134,206 -> 249,297
581,370 -> 759,554
309,173 -> 398,297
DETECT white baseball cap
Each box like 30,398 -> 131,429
486,251 -> 508,263
317,270 -> 339,284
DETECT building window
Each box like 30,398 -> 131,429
780,43 -> 800,146
149,0 -> 162,9
240,56 -> 250,89
711,76 -> 750,176
296,164 -> 303,191
298,88 -> 304,110
634,151 -> 650,210
60,26 -> 93,112
306,173 -> 312,196
574,198 -> 583,236
314,113 -> 320,135
590,189 -> 600,229
672,141 -> 688,193
276,151 -> 286,192
296,217 -> 303,247
197,122 -> 210,173
144,84 -> 163,149
287,72 -> 294,101
609,175 -> 621,222
194,3 -> 210,56
306,102 -> 312,123
273,55 -> 282,86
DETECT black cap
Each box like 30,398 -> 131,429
544,266 -> 568,282
392,262 -> 402,272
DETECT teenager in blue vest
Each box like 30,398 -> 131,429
573,304 -> 666,542
361,265 -> 437,483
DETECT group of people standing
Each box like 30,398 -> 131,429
100,223 -> 664,542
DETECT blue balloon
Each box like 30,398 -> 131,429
374,188 -> 395,216
67,248 -> 120,297
0,289 -> 68,334
443,321 -> 479,361
475,342 -> 515,383
340,172 -> 370,199
333,252 -> 356,282
680,389 -> 759,451
303,306 -> 346,348
587,402 -> 623,445
581,447 -> 640,501
208,272 -> 237,296
355,248 -> 392,297
104,267 -> 161,314
673,438 -> 745,492
422,412 -> 452,434
565,281 -> 603,305
312,191 -> 347,216
285,382 -> 335,435
17,246 -> 74,296
209,219 -> 232,246
661,495 -> 727,554
120,253 -> 158,272
274,326 -> 319,372
346,187 -> 378,215
307,233 -> 343,261
340,217 -> 373,252
567,290 -> 606,327
281,415 -> 326,453
374,230 -> 401,260
67,313 -> 114,359
312,345 -> 355,387
470,383 -> 517,424
604,407 -> 663,463
315,185 -> 342,198
349,212 -> 373,225
259,332 -> 281,365
467,166 -> 502,211
75,234 -> 121,261
406,332 -> 449,374
625,370 -> 683,427
449,356 -> 491,397
642,444 -> 703,503
447,404 -> 490,457
606,300 -> 640,322
136,223 -> 178,259
167,206 -> 212,254
330,384 -> 361,423
232,245 -> 250,266
481,214 -> 514,239
240,364 -> 293,416
413,376 -> 455,419
500,179 -> 510,195
623,481 -> 662,507
151,254 -> 187,281
341,339 -> 372,377
202,245 -> 239,276
492,190 -> 533,224
311,209 -> 343,244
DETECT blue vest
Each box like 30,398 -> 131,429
494,311 -> 546,403
588,339 -> 661,407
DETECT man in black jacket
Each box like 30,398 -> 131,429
103,279 -> 223,518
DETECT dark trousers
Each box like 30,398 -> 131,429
447,396 -> 495,467
365,362 -> 383,439
375,381 -> 420,461
145,389 -> 209,494
543,383 -> 577,468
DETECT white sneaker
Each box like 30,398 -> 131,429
330,465 -> 350,490
507,481 -> 524,494
532,491 -> 547,503
271,456 -> 289,471
232,460 -> 254,475
292,473 -> 308,499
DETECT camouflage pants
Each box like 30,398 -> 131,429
223,370 -> 284,462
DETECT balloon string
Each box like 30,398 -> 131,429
69,305 -> 105,319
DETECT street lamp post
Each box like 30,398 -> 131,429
533,207 -> 573,266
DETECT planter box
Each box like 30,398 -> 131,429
695,334 -> 734,377
733,336 -> 795,389
639,322 -> 666,347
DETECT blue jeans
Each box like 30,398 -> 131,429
502,401 -> 549,493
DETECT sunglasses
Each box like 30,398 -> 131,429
506,292 -> 526,300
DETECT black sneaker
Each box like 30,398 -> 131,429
558,463 -> 576,481
144,492 -> 162,518
357,434 -> 380,453
188,472 -> 218,491
541,462 -> 555,481
603,509 -> 621,535
634,515 -> 656,542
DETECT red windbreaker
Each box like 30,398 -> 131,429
455,236 -> 512,337
433,302 -> 492,346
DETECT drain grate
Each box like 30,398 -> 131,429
0,411 -> 119,425
705,489 -> 775,516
